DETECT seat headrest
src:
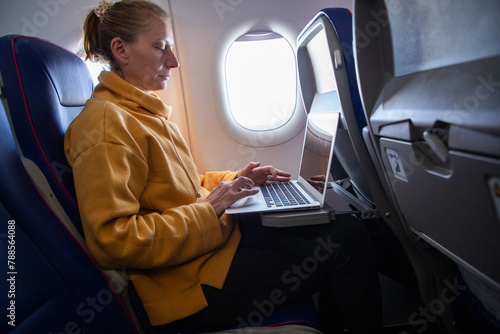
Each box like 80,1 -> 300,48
11,36 -> 93,107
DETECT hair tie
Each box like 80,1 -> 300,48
94,0 -> 113,21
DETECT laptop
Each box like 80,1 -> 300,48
225,111 -> 339,215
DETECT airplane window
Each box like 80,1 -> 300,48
225,32 -> 296,131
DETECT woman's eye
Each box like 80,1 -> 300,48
156,44 -> 174,52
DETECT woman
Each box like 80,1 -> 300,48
65,0 -> 383,333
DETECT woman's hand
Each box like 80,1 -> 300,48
237,162 -> 291,185
205,177 -> 259,217
306,175 -> 326,190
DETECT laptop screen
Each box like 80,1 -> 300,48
298,112 -> 339,202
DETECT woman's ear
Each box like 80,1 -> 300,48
110,37 -> 128,65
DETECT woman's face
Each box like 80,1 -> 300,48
119,15 -> 179,92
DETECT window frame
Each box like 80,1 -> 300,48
211,13 -> 306,147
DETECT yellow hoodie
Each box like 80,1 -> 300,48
64,71 -> 240,326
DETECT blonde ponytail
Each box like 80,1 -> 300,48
82,9 -> 103,62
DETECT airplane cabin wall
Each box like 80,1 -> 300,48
0,0 -> 353,177
167,0 -> 351,175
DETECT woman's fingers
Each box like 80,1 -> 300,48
206,177 -> 258,217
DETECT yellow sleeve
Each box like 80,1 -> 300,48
199,171 -> 240,191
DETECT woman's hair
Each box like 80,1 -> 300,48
82,0 -> 171,67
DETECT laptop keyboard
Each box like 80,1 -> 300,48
260,182 -> 311,208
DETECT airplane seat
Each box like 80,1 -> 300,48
297,8 -> 381,218
354,0 -> 500,331
0,101 -> 139,334
326,9 -> 379,207
297,7 -> 419,291
322,9 -> 375,208
0,35 -> 322,334
0,34 -> 91,236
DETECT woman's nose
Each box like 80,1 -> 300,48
166,50 -> 179,68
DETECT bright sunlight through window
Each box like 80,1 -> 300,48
225,32 -> 296,131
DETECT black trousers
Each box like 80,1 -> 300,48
156,213 -> 383,334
